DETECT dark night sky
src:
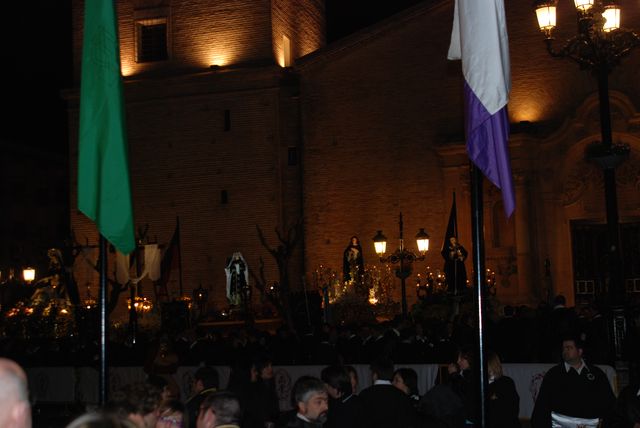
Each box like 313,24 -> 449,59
1,0 -> 73,154
0,0 -> 423,155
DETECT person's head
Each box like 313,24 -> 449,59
503,305 -> 514,317
554,295 -> 566,307
457,348 -> 473,371
251,354 -> 273,382
156,400 -> 185,428
193,367 -> 219,394
147,375 -> 173,403
486,351 -> 503,380
449,236 -> 457,245
196,391 -> 241,428
350,236 -> 359,246
292,376 -> 328,423
0,358 -> 31,428
370,358 -> 394,382
561,338 -> 584,366
107,382 -> 162,428
392,368 -> 418,396
320,366 -> 352,399
344,366 -> 358,394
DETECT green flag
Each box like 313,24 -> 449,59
78,0 -> 135,254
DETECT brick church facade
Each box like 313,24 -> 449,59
67,0 -> 640,319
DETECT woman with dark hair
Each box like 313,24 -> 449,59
448,348 -> 476,425
344,366 -> 359,395
486,351 -> 520,428
235,354 -> 280,428
393,368 -> 420,404
321,365 -> 363,428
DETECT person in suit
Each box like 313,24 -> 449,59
393,368 -> 421,405
358,358 -> 418,428
236,354 -> 280,428
447,347 -> 477,425
609,382 -> 640,428
530,337 -> 615,428
321,365 -> 363,428
278,376 -> 328,428
186,366 -> 219,428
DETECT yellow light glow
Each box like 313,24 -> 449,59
574,0 -> 594,11
374,241 -> 386,255
127,296 -> 153,313
536,6 -> 557,31
368,288 -> 378,305
511,102 -> 544,123
602,7 -> 621,32
209,53 -> 230,68
120,62 -> 135,77
22,268 -> 36,283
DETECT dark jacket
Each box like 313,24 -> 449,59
487,376 -> 521,428
358,383 -> 418,428
277,411 -> 324,428
325,394 -> 363,428
186,387 -> 217,428
609,384 -> 640,428
530,363 -> 615,428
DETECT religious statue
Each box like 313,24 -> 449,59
441,236 -> 468,295
225,252 -> 249,307
31,248 -> 71,306
343,236 -> 364,283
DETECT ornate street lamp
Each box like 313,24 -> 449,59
22,267 -> 36,284
533,0 -> 639,358
373,212 -> 429,317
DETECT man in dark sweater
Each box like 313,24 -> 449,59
186,366 -> 220,428
358,358 -> 418,428
278,376 -> 329,428
531,337 -> 615,427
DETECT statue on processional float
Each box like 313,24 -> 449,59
225,252 -> 249,307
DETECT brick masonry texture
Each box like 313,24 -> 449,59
68,0 -> 640,315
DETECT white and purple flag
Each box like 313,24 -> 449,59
448,0 -> 515,217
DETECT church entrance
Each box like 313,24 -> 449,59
571,221 -> 640,305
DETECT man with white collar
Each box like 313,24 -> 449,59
531,337 -> 615,427
280,376 -> 328,428
358,358 -> 417,428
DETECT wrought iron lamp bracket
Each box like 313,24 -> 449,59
545,28 -> 640,72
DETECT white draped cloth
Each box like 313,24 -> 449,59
115,244 -> 161,284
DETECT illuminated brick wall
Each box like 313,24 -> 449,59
72,0 -> 324,79
67,0 -> 640,315
68,0 -> 322,317
271,0 -> 325,67
297,0 -> 640,306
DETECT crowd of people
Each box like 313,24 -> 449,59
2,294 -> 640,426
2,335 -> 640,427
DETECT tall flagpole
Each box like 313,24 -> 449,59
99,235 -> 108,406
176,216 -> 184,297
470,164 -> 488,427
78,0 -> 137,405
448,1 -> 514,426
